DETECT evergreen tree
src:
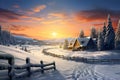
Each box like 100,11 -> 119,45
79,30 -> 84,38
97,30 -> 104,51
104,14 -> 115,50
2,31 -> 9,45
115,19 -> 120,49
11,36 -> 16,45
0,25 -> 1,44
0,25 -> 16,45
63,39 -> 68,49
90,27 -> 97,38
0,26 -> 1,34
102,23 -> 106,39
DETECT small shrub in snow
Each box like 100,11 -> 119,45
63,39 -> 68,49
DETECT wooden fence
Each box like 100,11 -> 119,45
0,54 -> 14,65
0,54 -> 56,80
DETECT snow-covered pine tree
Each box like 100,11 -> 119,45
0,25 -> 16,45
104,14 -> 115,50
79,30 -> 84,38
97,30 -> 104,51
90,27 -> 97,38
2,31 -> 9,45
102,23 -> 106,39
0,25 -> 1,34
63,39 -> 68,49
0,25 -> 1,44
11,36 -> 16,45
8,31 -> 11,45
115,19 -> 120,49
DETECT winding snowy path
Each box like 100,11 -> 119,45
26,46 -> 116,80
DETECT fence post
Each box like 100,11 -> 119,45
40,61 -> 44,74
53,61 -> 56,70
26,57 -> 31,77
8,57 -> 14,73
8,58 -> 14,65
8,59 -> 15,80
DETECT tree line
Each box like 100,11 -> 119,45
0,25 -> 16,45
79,15 -> 120,51
63,15 -> 120,51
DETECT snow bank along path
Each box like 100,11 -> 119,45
43,48 -> 120,64
0,45 -> 120,80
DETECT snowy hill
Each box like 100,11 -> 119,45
14,35 -> 33,40
46,48 -> 120,59
44,38 -> 75,45
0,45 -> 120,80
14,35 -> 45,45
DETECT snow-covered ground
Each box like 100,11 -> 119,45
46,47 -> 120,59
0,45 -> 120,80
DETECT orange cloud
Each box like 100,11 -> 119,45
11,25 -> 27,31
30,17 -> 44,21
2,7 -> 120,40
0,8 -> 45,24
18,5 -> 46,15
74,8 -> 120,30
25,10 -> 34,15
48,13 -> 66,18
75,8 -> 120,21
33,5 -> 46,13
0,8 -> 22,23
41,19 -> 63,24
41,12 -> 68,25
9,25 -> 48,40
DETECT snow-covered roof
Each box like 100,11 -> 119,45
69,38 -> 76,45
92,38 -> 97,44
77,37 -> 91,47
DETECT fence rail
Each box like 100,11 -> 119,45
0,54 -> 56,80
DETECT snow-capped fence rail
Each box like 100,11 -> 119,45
0,54 -> 14,69
42,48 -> 120,63
0,54 -> 14,64
0,55 -> 56,80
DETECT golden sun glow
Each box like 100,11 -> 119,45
52,32 -> 57,37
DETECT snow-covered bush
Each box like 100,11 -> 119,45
63,39 -> 68,49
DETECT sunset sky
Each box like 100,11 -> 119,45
0,0 -> 120,40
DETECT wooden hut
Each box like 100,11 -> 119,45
72,37 -> 96,51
